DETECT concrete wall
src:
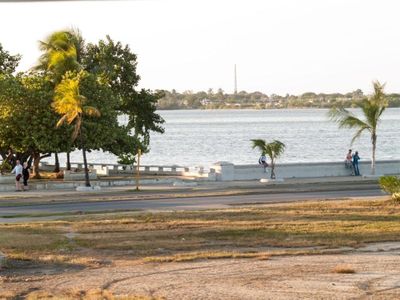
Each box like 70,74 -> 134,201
212,160 -> 400,181
63,170 -> 97,181
0,175 -> 15,184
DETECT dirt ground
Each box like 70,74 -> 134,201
1,242 -> 399,299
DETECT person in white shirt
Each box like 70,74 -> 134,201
11,160 -> 23,191
258,154 -> 269,173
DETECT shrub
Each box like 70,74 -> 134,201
379,176 -> 400,202
0,161 -> 12,174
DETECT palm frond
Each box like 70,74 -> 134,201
350,126 -> 369,145
329,107 -> 369,129
269,140 -> 286,158
251,139 -> 267,154
251,139 -> 285,161
55,114 -> 69,128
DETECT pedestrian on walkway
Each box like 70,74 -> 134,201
258,153 -> 269,173
22,162 -> 30,191
352,151 -> 361,176
345,149 -> 354,175
11,160 -> 23,191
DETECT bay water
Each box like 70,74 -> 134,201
49,108 -> 400,168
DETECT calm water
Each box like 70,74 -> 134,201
50,108 -> 400,167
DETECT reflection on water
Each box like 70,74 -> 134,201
49,108 -> 400,167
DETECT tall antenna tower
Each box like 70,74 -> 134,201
234,64 -> 237,94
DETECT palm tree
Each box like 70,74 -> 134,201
36,29 -> 84,170
53,71 -> 100,187
329,81 -> 388,175
36,29 -> 84,83
251,139 -> 286,179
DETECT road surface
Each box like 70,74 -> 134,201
0,188 -> 385,222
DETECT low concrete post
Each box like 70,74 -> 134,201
213,161 -> 235,181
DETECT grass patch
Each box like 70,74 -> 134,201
1,198 -> 400,265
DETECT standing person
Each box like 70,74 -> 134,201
258,153 -> 269,173
352,151 -> 361,176
22,162 -> 30,191
11,160 -> 23,191
345,149 -> 354,175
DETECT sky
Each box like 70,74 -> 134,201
1,0 -> 400,95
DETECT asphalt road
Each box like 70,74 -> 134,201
0,188 -> 385,222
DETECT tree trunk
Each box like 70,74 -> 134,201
66,152 -> 71,171
270,159 -> 275,179
82,147 -> 90,187
54,152 -> 60,173
371,133 -> 376,175
32,152 -> 41,179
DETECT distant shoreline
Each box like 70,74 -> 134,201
157,106 -> 400,111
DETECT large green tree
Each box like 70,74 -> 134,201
0,43 -> 21,167
84,36 -> 164,154
329,81 -> 388,175
1,30 -> 164,180
0,72 -> 70,177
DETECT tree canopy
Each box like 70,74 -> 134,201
0,30 -> 164,176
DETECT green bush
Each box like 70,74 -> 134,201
379,176 -> 400,202
0,161 -> 12,174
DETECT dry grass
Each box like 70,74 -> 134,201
25,289 -> 162,300
0,290 -> 16,300
1,198 -> 400,266
332,264 -> 356,274
143,251 -> 271,263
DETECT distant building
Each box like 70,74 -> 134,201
200,98 -> 212,106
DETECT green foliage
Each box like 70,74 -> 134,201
53,70 -> 101,141
0,43 -> 21,74
84,36 -> 164,149
0,160 -> 12,174
0,29 -> 164,177
379,176 -> 400,202
117,153 -> 136,166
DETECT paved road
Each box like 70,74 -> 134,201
0,188 -> 385,222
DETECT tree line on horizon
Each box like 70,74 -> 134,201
0,30 -> 164,185
157,88 -> 400,110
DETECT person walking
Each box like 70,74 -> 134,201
352,151 -> 361,176
258,153 -> 269,173
11,160 -> 23,191
22,162 -> 30,191
345,149 -> 354,175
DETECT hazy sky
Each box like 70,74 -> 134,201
1,0 -> 399,95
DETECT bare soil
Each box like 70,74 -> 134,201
1,243 -> 400,299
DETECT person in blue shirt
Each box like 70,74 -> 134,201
352,151 -> 361,176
